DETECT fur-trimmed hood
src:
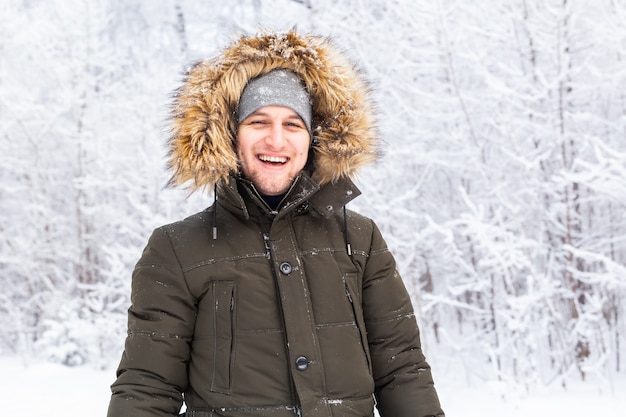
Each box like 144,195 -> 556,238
167,30 -> 379,192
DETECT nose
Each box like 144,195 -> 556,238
264,121 -> 285,149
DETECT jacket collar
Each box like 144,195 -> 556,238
217,172 -> 361,220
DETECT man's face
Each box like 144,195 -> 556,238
236,105 -> 310,196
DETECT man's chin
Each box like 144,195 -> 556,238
249,179 -> 291,196
240,169 -> 298,196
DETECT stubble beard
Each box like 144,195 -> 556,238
240,161 -> 296,196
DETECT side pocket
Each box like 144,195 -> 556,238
343,273 -> 372,375
210,280 -> 235,393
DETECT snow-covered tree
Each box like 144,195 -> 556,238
1,0 -> 624,390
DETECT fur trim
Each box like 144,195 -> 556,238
167,29 -> 379,191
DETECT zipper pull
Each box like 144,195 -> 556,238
263,233 -> 271,259
345,285 -> 353,303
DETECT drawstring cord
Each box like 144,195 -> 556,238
343,205 -> 352,256
213,184 -> 218,240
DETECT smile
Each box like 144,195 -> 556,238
258,155 -> 288,164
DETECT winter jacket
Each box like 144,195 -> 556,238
107,30 -> 444,417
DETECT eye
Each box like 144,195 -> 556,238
285,120 -> 306,129
247,118 -> 268,126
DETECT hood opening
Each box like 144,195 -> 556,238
166,30 -> 380,194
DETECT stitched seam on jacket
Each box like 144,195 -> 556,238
237,328 -> 284,334
182,253 -> 268,272
299,247 -> 369,257
315,321 -> 355,329
366,312 -> 415,324
128,330 -> 192,340
134,263 -> 178,269
369,247 -> 389,256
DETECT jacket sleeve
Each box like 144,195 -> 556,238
363,221 -> 445,417
107,227 -> 197,417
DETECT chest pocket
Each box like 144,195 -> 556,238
344,272 -> 372,374
194,280 -> 235,394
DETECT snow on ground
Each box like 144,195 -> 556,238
1,355 -> 624,416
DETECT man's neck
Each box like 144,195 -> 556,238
260,192 -> 287,211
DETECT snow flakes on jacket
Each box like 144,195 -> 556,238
167,30 -> 379,192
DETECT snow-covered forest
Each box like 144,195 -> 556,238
1,0 -> 625,395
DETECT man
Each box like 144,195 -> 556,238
107,30 -> 444,417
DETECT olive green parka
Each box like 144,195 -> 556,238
107,30 -> 444,417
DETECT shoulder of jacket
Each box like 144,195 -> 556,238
155,207 -> 213,240
344,208 -> 375,227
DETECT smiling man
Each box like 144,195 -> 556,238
237,104 -> 309,196
236,69 -> 313,201
107,30 -> 445,417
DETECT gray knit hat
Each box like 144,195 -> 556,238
238,69 -> 312,131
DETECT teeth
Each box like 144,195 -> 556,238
259,155 -> 288,163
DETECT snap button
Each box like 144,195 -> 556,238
279,262 -> 293,275
295,356 -> 309,371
